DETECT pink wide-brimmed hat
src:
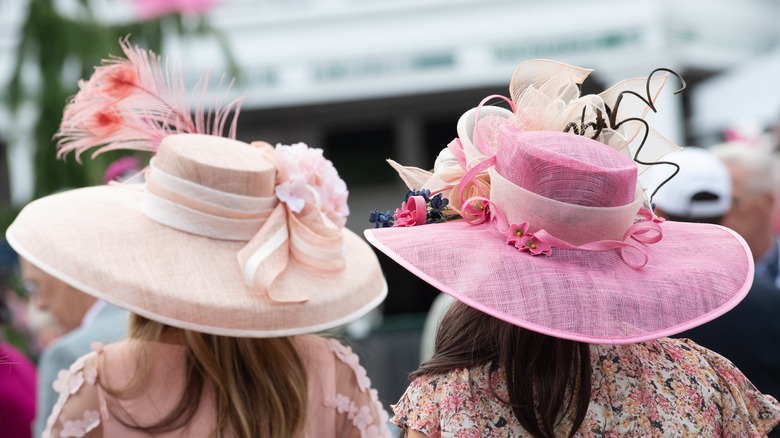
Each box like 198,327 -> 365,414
6,39 -> 386,337
365,60 -> 753,344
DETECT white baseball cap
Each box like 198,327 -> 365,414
651,147 -> 732,219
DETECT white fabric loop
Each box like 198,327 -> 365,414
143,191 -> 267,241
243,225 -> 289,287
147,159 -> 278,213
489,168 -> 643,246
290,232 -> 345,263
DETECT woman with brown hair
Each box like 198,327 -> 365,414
8,39 -> 391,437
365,60 -> 780,437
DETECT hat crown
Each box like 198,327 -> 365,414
494,129 -> 638,207
154,134 -> 276,197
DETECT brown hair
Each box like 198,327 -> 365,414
409,301 -> 591,438
102,314 -> 308,438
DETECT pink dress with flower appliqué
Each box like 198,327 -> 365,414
43,335 -> 391,437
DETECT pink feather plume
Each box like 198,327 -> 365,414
56,36 -> 244,161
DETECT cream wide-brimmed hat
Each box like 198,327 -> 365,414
9,38 -> 386,337
8,134 -> 387,337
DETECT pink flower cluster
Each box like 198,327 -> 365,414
274,143 -> 350,228
393,195 -> 427,227
461,196 -> 491,225
505,221 -> 552,256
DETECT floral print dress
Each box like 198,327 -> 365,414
393,338 -> 780,437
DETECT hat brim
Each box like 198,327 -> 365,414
8,185 -> 387,337
365,219 -> 753,344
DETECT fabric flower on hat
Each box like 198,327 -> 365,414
273,142 -> 349,228
386,108 -> 508,215
520,234 -> 552,256
369,189 -> 453,228
505,222 -> 530,248
503,221 -> 553,255
447,174 -> 490,213
393,195 -> 427,227
368,209 -> 394,228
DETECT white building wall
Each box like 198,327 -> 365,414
2,0 -> 779,204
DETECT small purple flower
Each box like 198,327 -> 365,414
426,209 -> 445,224
368,209 -> 394,228
406,189 -> 431,203
430,193 -> 448,210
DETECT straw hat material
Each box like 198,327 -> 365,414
8,134 -> 387,337
365,78 -> 753,344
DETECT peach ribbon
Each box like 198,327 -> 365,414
142,159 -> 345,303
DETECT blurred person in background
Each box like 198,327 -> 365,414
20,258 -> 129,436
102,155 -> 144,185
0,242 -> 36,438
711,143 -> 780,288
22,142 -> 145,436
652,148 -> 780,433
651,147 -> 732,225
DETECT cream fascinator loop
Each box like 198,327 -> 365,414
509,60 -> 683,184
388,103 -> 514,213
388,59 -> 684,211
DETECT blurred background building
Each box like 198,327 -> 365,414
2,0 -> 780,407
